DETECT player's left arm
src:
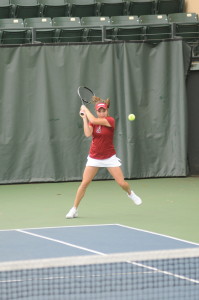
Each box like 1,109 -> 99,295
81,105 -> 112,127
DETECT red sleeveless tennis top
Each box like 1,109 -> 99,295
89,117 -> 116,159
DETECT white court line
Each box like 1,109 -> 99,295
131,261 -> 199,284
16,229 -> 107,256
8,229 -> 199,285
1,223 -> 198,246
4,226 -> 199,285
116,224 -> 199,246
0,224 -> 116,232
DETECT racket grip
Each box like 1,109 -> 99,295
80,111 -> 84,116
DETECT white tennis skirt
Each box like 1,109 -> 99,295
86,154 -> 122,168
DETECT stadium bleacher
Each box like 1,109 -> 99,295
11,0 -> 40,19
24,17 -> 55,43
0,0 -> 198,57
110,15 -> 144,40
0,17 -> 26,44
0,0 -> 185,20
168,12 -> 199,43
139,14 -> 172,42
40,0 -> 70,18
157,0 -> 184,15
0,0 -> 12,19
52,16 -> 84,42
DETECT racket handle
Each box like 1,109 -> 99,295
80,111 -> 84,116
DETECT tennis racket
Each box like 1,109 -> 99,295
77,86 -> 94,116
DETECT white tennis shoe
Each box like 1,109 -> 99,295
128,191 -> 142,205
66,207 -> 78,219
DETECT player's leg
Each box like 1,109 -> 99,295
74,166 -> 99,208
107,167 -> 142,205
66,166 -> 99,218
107,166 -> 130,192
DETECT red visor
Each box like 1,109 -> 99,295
95,103 -> 107,111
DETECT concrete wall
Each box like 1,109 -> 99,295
185,0 -> 199,14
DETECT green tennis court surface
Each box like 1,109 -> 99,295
0,177 -> 199,299
0,177 -> 198,243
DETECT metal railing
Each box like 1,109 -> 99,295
0,23 -> 198,54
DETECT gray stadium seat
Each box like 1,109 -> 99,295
68,0 -> 98,18
52,17 -> 84,42
157,0 -> 184,15
97,0 -> 127,17
128,0 -> 155,16
39,0 -> 70,18
0,0 -> 12,19
139,14 -> 172,41
0,18 -> 26,44
11,0 -> 40,19
168,13 -> 199,43
24,17 -> 55,43
81,16 -> 114,41
110,15 -> 144,40
168,12 -> 198,23
110,15 -> 139,25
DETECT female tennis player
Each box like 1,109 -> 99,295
66,97 -> 142,218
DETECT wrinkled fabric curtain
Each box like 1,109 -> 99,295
0,41 -> 191,183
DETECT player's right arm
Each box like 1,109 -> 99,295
80,111 -> 93,137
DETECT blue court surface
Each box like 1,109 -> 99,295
1,224 -> 199,300
0,224 -> 199,262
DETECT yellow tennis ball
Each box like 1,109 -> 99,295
128,114 -> 135,121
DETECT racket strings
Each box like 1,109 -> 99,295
78,87 -> 94,104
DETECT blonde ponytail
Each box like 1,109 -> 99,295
92,96 -> 110,108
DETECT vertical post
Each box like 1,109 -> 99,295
101,26 -> 106,42
171,22 -> 176,39
32,28 -> 36,43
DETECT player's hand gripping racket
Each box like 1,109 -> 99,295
77,86 -> 94,116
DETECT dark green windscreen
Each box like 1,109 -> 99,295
0,41 -> 191,183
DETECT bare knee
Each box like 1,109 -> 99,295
116,179 -> 128,190
80,179 -> 91,190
